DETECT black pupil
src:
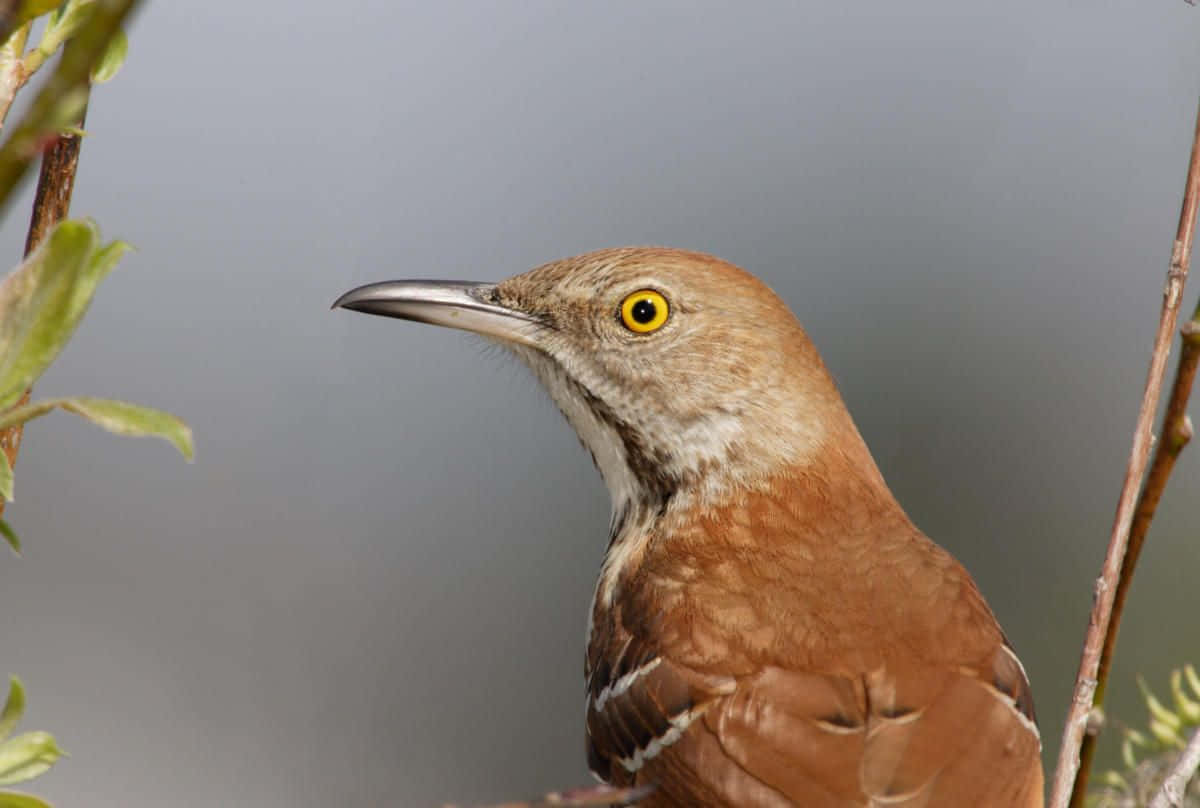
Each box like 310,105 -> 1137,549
631,298 -> 657,324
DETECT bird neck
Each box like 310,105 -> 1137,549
593,423 -> 904,613
508,339 -> 905,608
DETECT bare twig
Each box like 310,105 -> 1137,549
1048,95 -> 1200,808
1148,728 -> 1200,808
24,102 -> 86,254
1072,306 -> 1200,807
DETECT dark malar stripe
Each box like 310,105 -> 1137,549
570,379 -> 682,514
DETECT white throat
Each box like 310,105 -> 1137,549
512,346 -> 643,521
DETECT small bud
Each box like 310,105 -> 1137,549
1185,665 -> 1200,701
1149,717 -> 1183,747
1171,668 -> 1200,723
1139,675 -> 1182,730
1099,770 -> 1129,790
1122,736 -> 1140,769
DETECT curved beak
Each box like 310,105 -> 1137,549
333,280 -> 541,347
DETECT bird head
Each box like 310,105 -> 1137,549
335,247 -> 874,525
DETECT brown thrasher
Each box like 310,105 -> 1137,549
335,248 -> 1044,807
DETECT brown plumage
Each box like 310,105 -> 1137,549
336,248 -> 1044,807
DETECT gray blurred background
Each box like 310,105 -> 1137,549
1,1 -> 1198,805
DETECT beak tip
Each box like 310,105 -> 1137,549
332,287 -> 381,313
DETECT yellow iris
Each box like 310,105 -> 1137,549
619,290 -> 670,333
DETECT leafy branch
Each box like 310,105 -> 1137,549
0,1 -> 194,804
0,1 -> 127,126
0,0 -> 139,216
0,218 -> 193,519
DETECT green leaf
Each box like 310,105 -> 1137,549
0,520 -> 16,555
0,732 -> 62,786
0,451 -> 10,502
0,679 -> 25,743
0,791 -> 53,808
0,220 -> 131,409
89,27 -> 126,83
0,397 -> 193,461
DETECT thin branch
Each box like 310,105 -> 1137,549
1072,304 -> 1200,807
1148,728 -> 1200,808
1048,94 -> 1200,808
24,101 -> 86,254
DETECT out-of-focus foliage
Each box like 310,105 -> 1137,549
0,678 -> 61,808
1090,665 -> 1200,808
24,0 -> 129,80
4,2 -> 60,34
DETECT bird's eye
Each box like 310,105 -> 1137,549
619,290 -> 669,333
